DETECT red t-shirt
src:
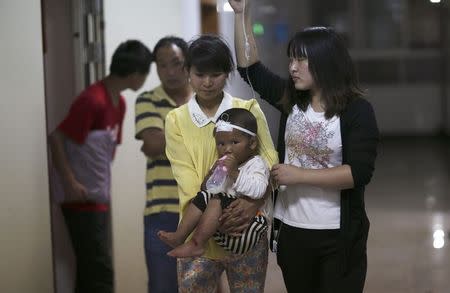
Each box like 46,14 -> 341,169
59,81 -> 126,211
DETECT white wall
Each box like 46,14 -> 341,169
103,1 -> 199,292
0,2 -> 53,293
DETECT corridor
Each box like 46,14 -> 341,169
264,137 -> 450,293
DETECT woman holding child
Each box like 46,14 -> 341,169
163,34 -> 277,292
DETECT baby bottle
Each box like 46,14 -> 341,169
206,155 -> 228,194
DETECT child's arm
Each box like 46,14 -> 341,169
221,154 -> 240,182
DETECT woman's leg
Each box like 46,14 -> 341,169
177,256 -> 224,293
224,233 -> 269,293
277,223 -> 343,293
276,224 -> 317,293
316,229 -> 340,293
339,230 -> 368,293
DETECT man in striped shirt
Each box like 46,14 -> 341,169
134,36 -> 191,293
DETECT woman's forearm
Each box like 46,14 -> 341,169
299,165 -> 354,189
233,1 -> 259,67
272,164 -> 355,190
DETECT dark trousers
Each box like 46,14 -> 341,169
62,207 -> 113,293
276,223 -> 366,293
144,212 -> 179,293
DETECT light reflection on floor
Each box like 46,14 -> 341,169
263,137 -> 450,293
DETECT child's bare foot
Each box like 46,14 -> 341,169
157,230 -> 184,248
167,239 -> 205,258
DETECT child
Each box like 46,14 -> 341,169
158,108 -> 270,258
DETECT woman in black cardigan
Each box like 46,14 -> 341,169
227,1 -> 379,292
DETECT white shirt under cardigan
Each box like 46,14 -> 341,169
274,104 -> 343,230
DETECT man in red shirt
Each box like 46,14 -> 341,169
49,40 -> 152,293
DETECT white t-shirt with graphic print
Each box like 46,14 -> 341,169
274,104 -> 342,229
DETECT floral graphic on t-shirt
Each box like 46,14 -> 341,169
286,107 -> 334,168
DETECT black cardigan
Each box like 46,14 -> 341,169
238,62 -> 379,275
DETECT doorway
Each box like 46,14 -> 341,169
42,0 -> 106,292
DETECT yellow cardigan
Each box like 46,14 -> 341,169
165,95 -> 278,259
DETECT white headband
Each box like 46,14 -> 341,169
215,120 -> 256,136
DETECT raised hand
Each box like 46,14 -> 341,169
228,0 -> 246,14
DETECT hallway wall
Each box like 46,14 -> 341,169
0,1 -> 53,293
103,1 -> 200,292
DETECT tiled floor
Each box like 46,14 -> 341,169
263,137 -> 450,293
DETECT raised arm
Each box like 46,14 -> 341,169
230,0 -> 288,109
229,0 -> 259,67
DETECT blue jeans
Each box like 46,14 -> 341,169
144,212 -> 179,293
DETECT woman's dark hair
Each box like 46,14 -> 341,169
215,108 -> 257,137
284,27 -> 363,118
153,36 -> 188,62
110,40 -> 152,77
185,34 -> 235,74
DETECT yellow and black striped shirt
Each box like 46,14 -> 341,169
135,85 -> 179,216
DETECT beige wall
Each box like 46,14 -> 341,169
0,1 -> 53,293
0,1 -> 201,292
104,1 -> 199,292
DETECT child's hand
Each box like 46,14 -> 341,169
222,154 -> 239,181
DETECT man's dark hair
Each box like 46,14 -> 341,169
109,40 -> 152,77
153,36 -> 188,62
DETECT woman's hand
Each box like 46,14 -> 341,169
228,0 -> 246,14
219,196 -> 263,235
271,163 -> 302,186
222,154 -> 239,181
